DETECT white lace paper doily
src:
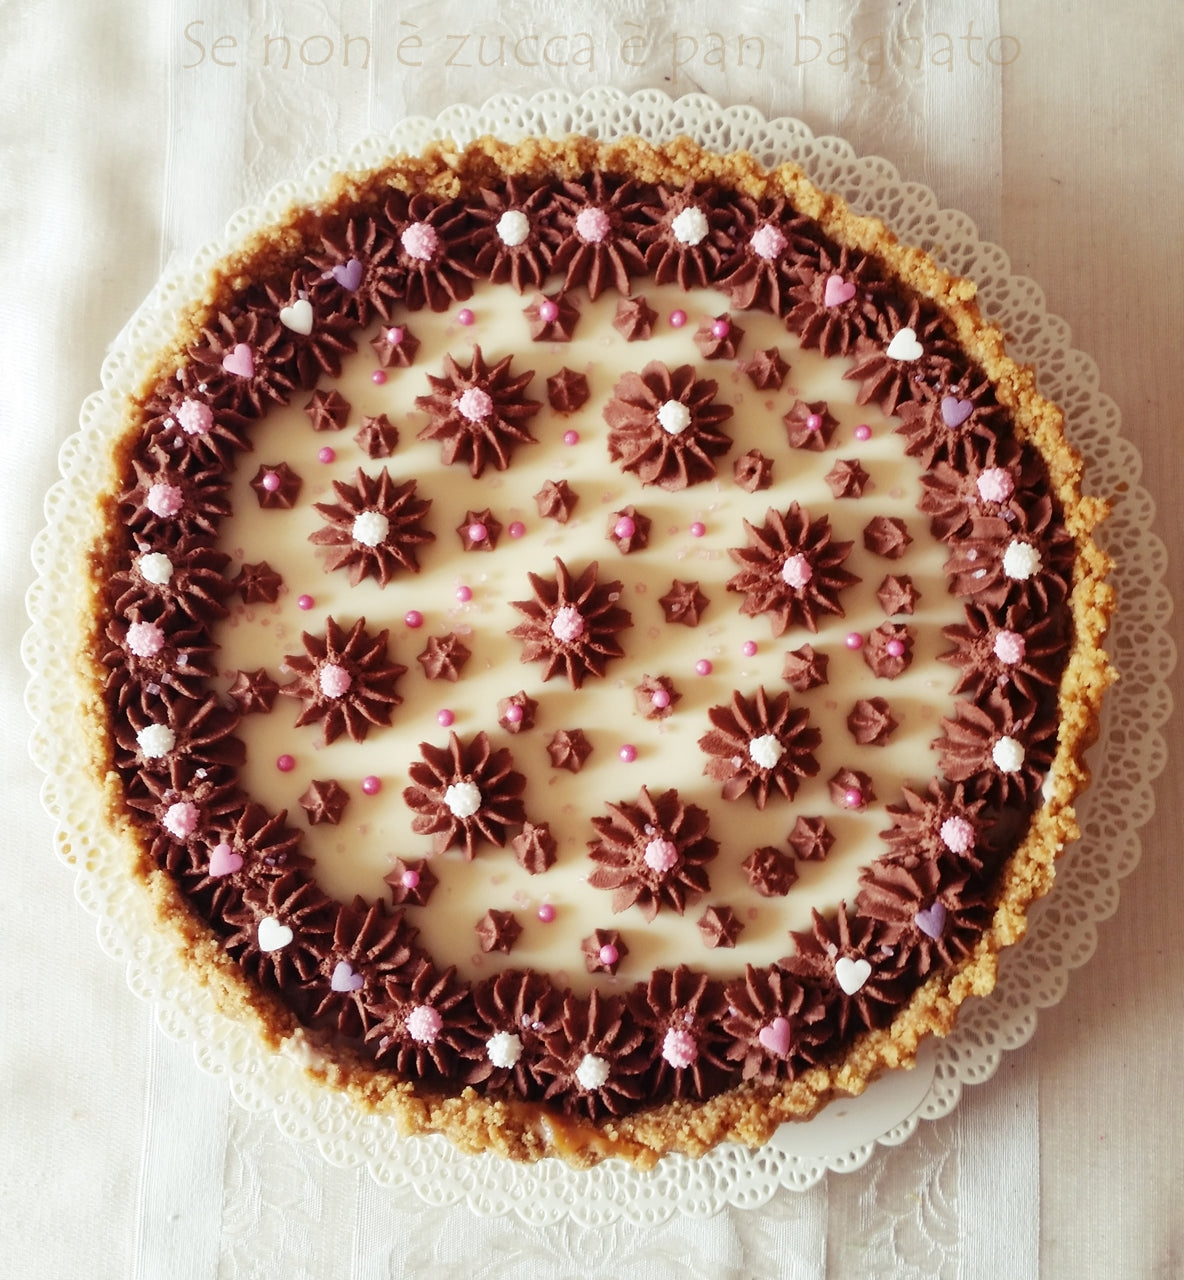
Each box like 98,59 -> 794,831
25,89 -> 1171,1223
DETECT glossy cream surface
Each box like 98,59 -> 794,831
213,282 -> 959,990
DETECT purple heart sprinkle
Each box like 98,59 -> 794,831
914,902 -> 948,940
331,960 -> 364,993
331,258 -> 363,291
941,395 -> 974,428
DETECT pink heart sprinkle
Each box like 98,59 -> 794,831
331,258 -> 363,290
221,343 -> 254,379
941,395 -> 974,428
208,842 -> 243,877
914,902 -> 948,940
823,274 -> 856,307
758,1017 -> 792,1058
331,959 -> 364,993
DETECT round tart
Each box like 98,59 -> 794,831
81,132 -> 1113,1167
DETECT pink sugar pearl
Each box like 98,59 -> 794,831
598,943 -> 619,966
537,903 -> 557,924
538,299 -> 559,323
854,423 -> 872,441
404,609 -> 424,628
371,370 -> 387,385
650,688 -> 671,709
689,521 -> 706,537
563,429 -> 579,446
618,744 -> 638,763
695,659 -> 713,676
844,787 -> 864,809
614,516 -> 636,539
467,522 -> 488,543
845,631 -> 864,650
297,594 -> 314,611
261,471 -> 281,492
669,309 -> 687,328
436,709 -> 455,728
361,775 -> 382,795
742,640 -> 758,657
317,446 -> 335,463
504,703 -> 524,724
276,754 -> 296,773
457,308 -> 475,326
401,869 -> 420,889
886,639 -> 905,657
508,521 -> 526,539
805,413 -> 823,432
455,584 -> 473,603
711,318 -> 730,339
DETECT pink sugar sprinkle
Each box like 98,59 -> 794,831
614,516 -> 636,539
456,387 -> 493,421
994,629 -> 1026,664
371,369 -> 387,385
563,429 -> 579,446
669,309 -> 687,328
618,743 -> 638,763
436,709 -> 455,728
750,223 -> 787,260
644,838 -> 679,873
405,1004 -> 442,1044
854,423 -> 872,441
319,664 -> 352,698
508,521 -> 526,539
941,816 -> 975,853
276,754 -> 296,773
742,640 -> 758,658
387,326 -> 404,344
261,471 -> 282,492
361,775 -> 382,795
467,522 -> 488,543
297,594 -> 314,611
695,659 -> 713,676
538,299 -> 559,323
844,787 -> 864,809
711,318 -> 730,339
690,521 -> 706,538
845,631 -> 864,650
455,584 -> 473,603
599,944 -> 619,967
886,639 -> 905,657
401,869 -> 420,888
400,221 -> 439,261
456,308 -> 475,326
805,413 -> 823,432
317,446 -> 335,464
126,620 -> 165,658
537,903 -> 557,924
404,609 -> 424,628
650,688 -> 671,709
575,206 -> 611,243
504,703 -> 524,724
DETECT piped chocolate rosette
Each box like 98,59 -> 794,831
85,134 -> 1113,1168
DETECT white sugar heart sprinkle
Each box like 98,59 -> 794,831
279,298 -> 314,335
886,327 -> 923,361
257,916 -> 293,952
835,956 -> 872,995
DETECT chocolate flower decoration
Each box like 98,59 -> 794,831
699,686 -> 821,808
636,181 -> 737,288
722,963 -> 837,1085
536,989 -> 649,1121
140,388 -> 252,472
716,196 -> 822,314
880,781 -> 992,875
179,307 -> 298,419
551,170 -> 649,299
102,603 -> 216,708
120,451 -> 231,543
310,467 -> 435,586
415,345 -> 541,477
402,730 -> 527,859
306,899 -> 423,1040
603,361 -> 734,490
380,189 -> 479,312
508,557 -> 632,688
587,786 -> 717,920
742,845 -> 798,897
114,688 -> 244,777
843,295 -> 964,415
933,693 -> 1058,808
279,616 -> 406,744
896,370 -> 1014,471
784,242 -> 892,357
306,213 -> 403,326
223,869 -> 337,993
940,602 -> 1068,709
364,959 -> 477,1081
467,969 -> 564,1098
628,966 -> 736,1101
726,503 -> 860,635
471,176 -> 566,293
943,511 -> 1075,614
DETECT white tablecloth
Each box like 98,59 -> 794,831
3,2 -> 1180,1276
